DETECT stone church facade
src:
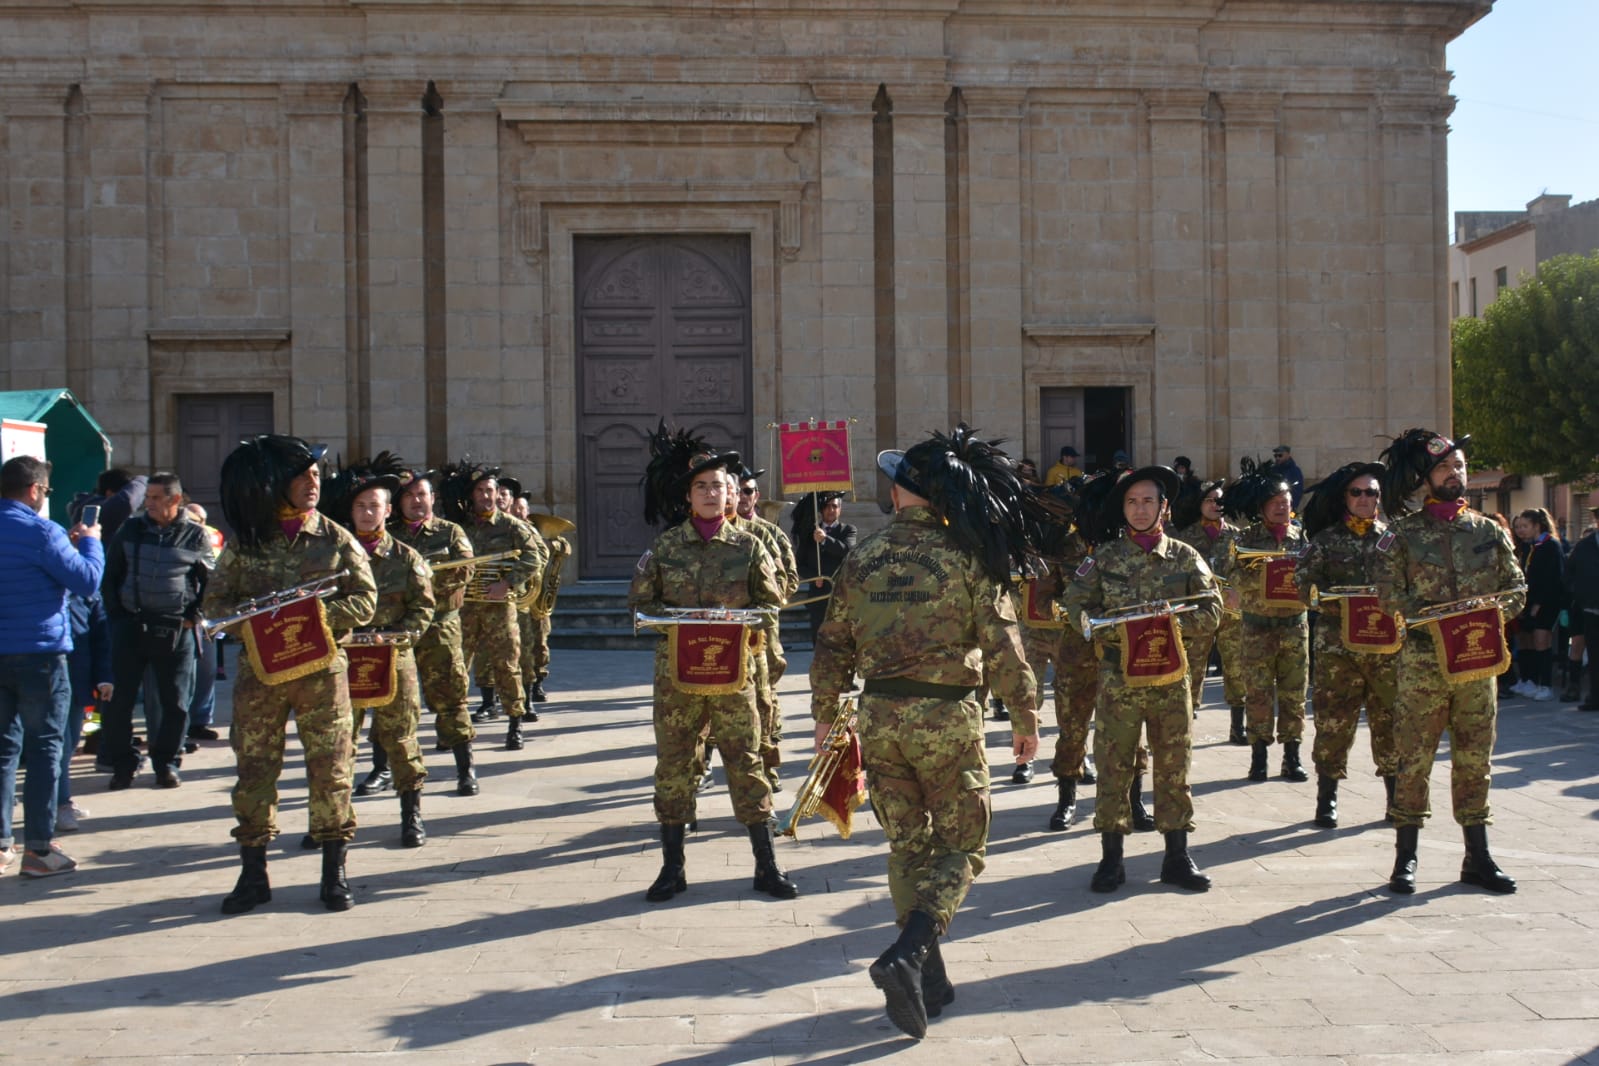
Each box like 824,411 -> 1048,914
1,1 -> 1489,577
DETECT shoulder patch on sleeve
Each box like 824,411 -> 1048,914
1376,531 -> 1396,553
1074,556 -> 1096,579
634,549 -> 653,574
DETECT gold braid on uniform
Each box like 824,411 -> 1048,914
1301,461 -> 1386,539
1378,428 -> 1472,519
219,434 -> 325,557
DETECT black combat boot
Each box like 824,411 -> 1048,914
1314,775 -> 1339,828
452,743 -> 479,796
355,744 -> 392,796
1279,740 -> 1309,782
1461,824 -> 1517,893
990,698 -> 1009,722
748,821 -> 799,899
645,824 -> 688,902
530,678 -> 548,703
1090,832 -> 1125,893
1248,741 -> 1269,782
1047,777 -> 1077,832
1079,756 -> 1097,784
868,909 -> 939,1040
1561,661 -> 1583,703
1383,775 -> 1397,822
522,693 -> 540,723
1159,830 -> 1212,891
921,937 -> 956,1020
1229,706 -> 1248,745
220,845 -> 271,915
319,839 -> 354,911
1010,761 -> 1034,785
471,685 -> 499,723
1389,825 -> 1419,895
1129,773 -> 1155,832
399,789 -> 426,848
504,716 -> 524,751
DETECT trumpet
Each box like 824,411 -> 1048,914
430,548 -> 518,573
1080,593 -> 1215,641
202,570 -> 350,637
632,606 -> 778,634
777,699 -> 860,838
1308,585 -> 1377,609
1404,590 -> 1524,629
339,629 -> 416,647
1232,545 -> 1304,564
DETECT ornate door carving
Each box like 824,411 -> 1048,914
575,235 -> 752,578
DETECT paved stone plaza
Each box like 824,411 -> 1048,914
5,647 -> 1598,1065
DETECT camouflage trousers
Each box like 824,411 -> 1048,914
415,610 -> 474,747
1187,611 -> 1245,708
351,649 -> 428,793
1092,660 -> 1195,834
757,633 -> 787,769
859,693 -> 990,934
652,650 -> 772,827
1310,627 -> 1399,779
1046,631 -> 1099,781
461,600 -> 526,720
518,608 -> 551,686
1391,637 -> 1499,829
1242,615 -> 1309,745
229,656 -> 355,847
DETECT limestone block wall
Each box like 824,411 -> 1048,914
0,0 -> 1491,526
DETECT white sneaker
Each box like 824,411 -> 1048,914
20,843 -> 77,878
55,801 -> 87,833
1533,685 -> 1555,702
1512,680 -> 1535,697
0,846 -> 16,874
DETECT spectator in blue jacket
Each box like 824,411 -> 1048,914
0,455 -> 104,877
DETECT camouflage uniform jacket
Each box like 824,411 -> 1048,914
627,518 -> 784,623
737,514 -> 799,601
1294,519 -> 1389,620
1172,518 -> 1239,573
465,510 -> 547,597
810,506 -> 1040,736
392,515 -> 473,611
202,510 -> 377,637
358,531 -> 435,640
1219,520 -> 1309,619
1375,509 -> 1525,622
1064,532 -> 1222,650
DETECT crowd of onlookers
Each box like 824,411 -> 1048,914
1488,504 -> 1599,708
2,460 -> 222,877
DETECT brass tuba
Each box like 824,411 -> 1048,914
777,698 -> 863,838
523,513 -> 576,617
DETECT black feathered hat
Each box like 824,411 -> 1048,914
219,434 -> 328,556
1301,461 -> 1386,539
1223,457 -> 1291,525
1378,428 -> 1471,518
1073,472 -> 1121,548
642,421 -> 705,528
884,424 -> 1054,585
1097,466 -> 1182,543
439,458 -> 500,525
1170,477 -> 1225,532
498,476 -> 522,500
319,451 -> 406,531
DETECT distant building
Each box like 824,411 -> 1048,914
1448,193 -> 1599,535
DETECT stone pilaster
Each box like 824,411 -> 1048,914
284,84 -> 351,454
361,81 -> 428,462
1219,93 -> 1282,455
962,88 -> 1027,444
2,87 -> 73,392
83,83 -> 153,464
1145,89 -> 1212,465
888,85 -> 951,442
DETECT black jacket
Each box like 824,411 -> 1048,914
103,513 -> 213,622
795,520 -> 858,583
1568,531 -> 1599,612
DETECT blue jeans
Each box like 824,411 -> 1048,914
0,653 -> 69,852
189,629 -> 216,729
57,678 -> 92,807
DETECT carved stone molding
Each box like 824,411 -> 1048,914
1023,322 -> 1156,344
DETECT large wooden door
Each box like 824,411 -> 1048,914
176,392 -> 275,538
575,235 -> 753,579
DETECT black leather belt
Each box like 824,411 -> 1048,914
862,678 -> 976,701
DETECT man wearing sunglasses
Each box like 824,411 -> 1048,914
1294,463 -> 1400,829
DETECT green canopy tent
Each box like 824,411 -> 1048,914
0,388 -> 113,527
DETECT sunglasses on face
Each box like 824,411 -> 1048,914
1347,488 -> 1380,498
738,487 -> 757,496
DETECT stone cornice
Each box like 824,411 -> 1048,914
1143,88 -> 1210,123
1024,322 -> 1156,343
